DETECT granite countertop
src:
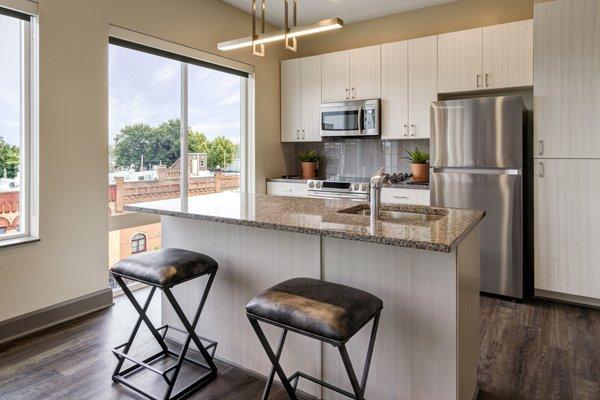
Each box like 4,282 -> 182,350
267,177 -> 430,190
125,192 -> 484,253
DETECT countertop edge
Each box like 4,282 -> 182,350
124,204 -> 483,253
266,178 -> 430,190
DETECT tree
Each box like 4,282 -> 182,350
207,135 -> 236,170
0,136 -> 19,179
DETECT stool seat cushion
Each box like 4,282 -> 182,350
246,278 -> 382,342
111,248 -> 218,287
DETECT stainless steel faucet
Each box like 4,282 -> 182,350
369,168 -> 387,231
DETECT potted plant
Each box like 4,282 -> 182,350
298,150 -> 321,179
404,148 -> 430,182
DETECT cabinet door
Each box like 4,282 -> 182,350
300,56 -> 322,142
321,50 -> 350,102
534,159 -> 600,299
281,59 -> 301,142
349,45 -> 381,100
437,28 -> 482,93
483,20 -> 533,89
381,41 -> 409,139
408,35 -> 437,139
381,188 -> 430,206
534,0 -> 600,158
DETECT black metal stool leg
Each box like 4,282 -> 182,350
112,282 -> 157,377
248,317 -> 299,400
338,344 -> 364,400
261,329 -> 288,400
360,312 -> 380,392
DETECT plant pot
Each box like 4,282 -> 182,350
301,161 -> 318,179
411,163 -> 429,182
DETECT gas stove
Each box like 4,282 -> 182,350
306,176 -> 370,200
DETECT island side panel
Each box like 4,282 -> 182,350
160,216 -> 322,396
321,237 -> 459,400
456,226 -> 480,400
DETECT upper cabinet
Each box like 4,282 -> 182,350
281,56 -> 322,142
534,0 -> 600,159
438,20 -> 533,93
483,20 -> 533,90
381,36 -> 437,140
322,45 -> 381,103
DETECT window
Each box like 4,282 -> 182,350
0,7 -> 37,243
107,28 -> 251,289
130,233 -> 147,254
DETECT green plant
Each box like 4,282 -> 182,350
298,150 -> 321,163
404,148 -> 430,164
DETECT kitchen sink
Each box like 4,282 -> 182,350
337,205 -> 446,222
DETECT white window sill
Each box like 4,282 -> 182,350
0,235 -> 41,249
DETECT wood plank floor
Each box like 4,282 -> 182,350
1,289 -> 600,399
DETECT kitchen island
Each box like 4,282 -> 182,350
125,192 -> 484,400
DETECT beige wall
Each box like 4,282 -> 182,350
0,0 -> 285,322
293,0 -> 539,58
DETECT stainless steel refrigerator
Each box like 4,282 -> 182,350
430,95 -> 530,299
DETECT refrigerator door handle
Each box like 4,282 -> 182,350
431,167 -> 522,175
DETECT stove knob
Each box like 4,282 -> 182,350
308,181 -> 315,189
360,183 -> 368,191
352,183 -> 359,191
316,182 -> 322,189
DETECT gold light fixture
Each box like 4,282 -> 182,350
217,0 -> 343,56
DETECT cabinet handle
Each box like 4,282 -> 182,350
345,88 -> 349,100
476,74 -> 481,88
538,161 -> 545,178
393,195 -> 410,199
538,139 -> 544,156
410,123 -> 416,137
403,124 -> 409,138
485,73 -> 490,87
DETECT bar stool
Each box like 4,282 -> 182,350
246,277 -> 383,400
110,248 -> 218,400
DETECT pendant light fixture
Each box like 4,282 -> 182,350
217,0 -> 343,56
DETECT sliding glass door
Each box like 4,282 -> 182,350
108,39 -> 247,289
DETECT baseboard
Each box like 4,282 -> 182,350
535,289 -> 600,309
0,288 -> 114,344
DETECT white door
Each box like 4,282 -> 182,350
437,28 -> 483,93
534,0 -> 600,159
534,159 -> 600,299
281,59 -> 301,142
381,41 -> 409,139
483,20 -> 533,89
408,35 -> 438,139
321,50 -> 350,103
349,45 -> 381,100
300,56 -> 322,142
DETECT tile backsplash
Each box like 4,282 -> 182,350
292,138 -> 429,179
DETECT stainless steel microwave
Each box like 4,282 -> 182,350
320,99 -> 380,137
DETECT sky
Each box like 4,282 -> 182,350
109,44 -> 242,145
0,15 -> 21,147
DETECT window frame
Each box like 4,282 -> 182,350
130,233 -> 147,254
0,1 -> 39,247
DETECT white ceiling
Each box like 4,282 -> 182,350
221,0 -> 457,27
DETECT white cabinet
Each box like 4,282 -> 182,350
321,45 -> 381,103
438,28 -> 482,93
438,20 -> 533,93
534,159 -> 600,299
321,50 -> 350,102
281,59 -> 301,142
483,19 -> 533,90
382,36 -> 437,140
266,181 -> 309,197
408,36 -> 438,139
281,57 -> 322,142
349,45 -> 381,100
381,187 -> 430,206
535,0 -> 600,159
300,56 -> 322,142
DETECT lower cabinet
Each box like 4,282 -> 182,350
266,181 -> 308,197
534,159 -> 600,299
381,187 -> 430,206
